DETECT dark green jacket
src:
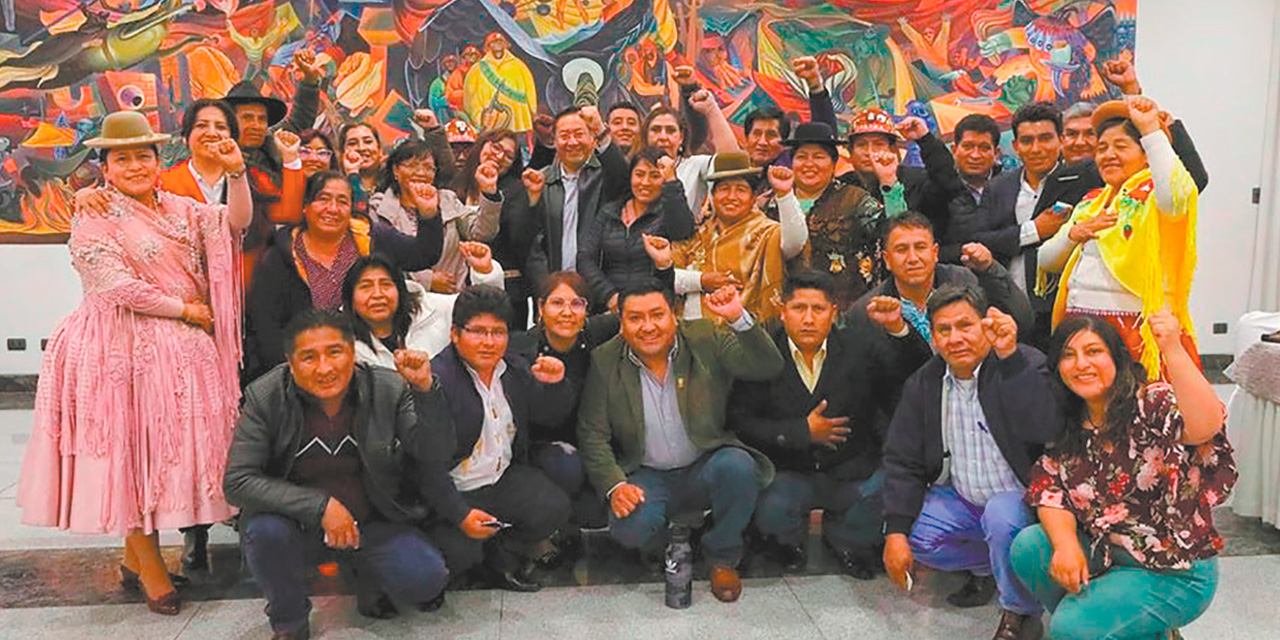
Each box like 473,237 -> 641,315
576,318 -> 785,495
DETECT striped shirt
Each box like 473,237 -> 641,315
942,365 -> 1024,506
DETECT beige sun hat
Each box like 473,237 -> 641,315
83,111 -> 170,149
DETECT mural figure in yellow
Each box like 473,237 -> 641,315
463,32 -> 538,133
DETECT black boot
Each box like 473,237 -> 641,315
948,572 -> 997,608
180,526 -> 209,573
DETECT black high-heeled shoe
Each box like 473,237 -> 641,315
145,588 -> 182,616
120,565 -> 190,591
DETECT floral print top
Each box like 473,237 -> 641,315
1025,383 -> 1236,570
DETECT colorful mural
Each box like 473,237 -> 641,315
0,0 -> 1135,242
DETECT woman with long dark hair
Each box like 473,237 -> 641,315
454,128 -> 535,325
342,244 -> 504,365
577,146 -> 694,311
1011,313 -> 1236,640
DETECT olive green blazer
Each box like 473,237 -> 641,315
576,318 -> 784,494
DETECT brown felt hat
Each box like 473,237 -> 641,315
1092,99 -> 1171,140
83,111 -> 170,149
706,151 -> 761,183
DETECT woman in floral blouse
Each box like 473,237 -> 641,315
1010,312 -> 1236,640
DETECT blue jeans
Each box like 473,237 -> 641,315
908,485 -> 1040,615
754,469 -> 884,553
531,441 -> 607,528
241,513 -> 448,633
1011,524 -> 1219,640
609,447 -> 759,566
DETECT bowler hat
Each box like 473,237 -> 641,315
784,122 -> 841,158
221,81 -> 288,126
83,111 -> 170,149
706,151 -> 762,182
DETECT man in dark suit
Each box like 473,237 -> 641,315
972,102 -> 1073,347
522,106 -> 630,294
577,282 -> 784,602
943,114 -> 1003,264
730,271 -> 932,578
881,285 -> 1067,640
419,286 -> 574,592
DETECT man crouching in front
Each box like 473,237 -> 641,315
577,282 -> 784,603
225,310 -> 451,640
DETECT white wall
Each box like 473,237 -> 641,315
0,2 -> 1275,374
0,245 -> 81,375
1135,0 -> 1277,355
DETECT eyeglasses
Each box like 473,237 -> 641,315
461,325 -> 508,340
544,297 -> 588,312
301,148 -> 333,159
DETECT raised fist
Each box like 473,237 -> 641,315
791,56 -> 822,91
522,168 -> 546,206
274,130 -> 301,165
980,307 -> 1018,360
866,296 -> 906,335
767,165 -> 794,196
688,89 -> 717,115
895,116 -> 929,141
394,349 -> 434,391
530,355 -> 566,384
476,161 -> 500,195
413,108 -> 440,131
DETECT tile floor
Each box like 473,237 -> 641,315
1,396 -> 1278,640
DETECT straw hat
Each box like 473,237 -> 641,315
83,111 -> 170,149
706,151 -> 762,182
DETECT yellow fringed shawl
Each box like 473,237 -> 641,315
1038,163 -> 1199,378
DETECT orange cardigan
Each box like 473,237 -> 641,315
160,159 -> 305,287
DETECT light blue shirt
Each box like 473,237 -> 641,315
628,312 -> 755,471
942,364 -> 1024,506
560,169 -> 580,271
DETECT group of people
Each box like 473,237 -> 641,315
14,50 -> 1235,640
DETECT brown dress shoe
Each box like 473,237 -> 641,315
991,609 -> 1042,640
710,564 -> 742,603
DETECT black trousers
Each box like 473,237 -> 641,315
426,463 -> 570,574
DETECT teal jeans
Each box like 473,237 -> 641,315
1010,524 -> 1218,640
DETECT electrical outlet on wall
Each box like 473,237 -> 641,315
1213,323 -> 1228,335
7,338 -> 26,351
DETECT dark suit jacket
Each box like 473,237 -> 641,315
421,345 -> 575,523
577,319 -> 785,494
881,346 -> 1067,535
976,119 -> 1210,272
524,143 -> 630,292
729,323 -> 931,481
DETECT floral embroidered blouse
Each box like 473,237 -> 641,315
1025,383 -> 1236,570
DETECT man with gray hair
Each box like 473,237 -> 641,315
1060,102 -> 1098,166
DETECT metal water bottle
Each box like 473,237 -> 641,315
665,524 -> 693,609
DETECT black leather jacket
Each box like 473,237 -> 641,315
224,363 -> 457,530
